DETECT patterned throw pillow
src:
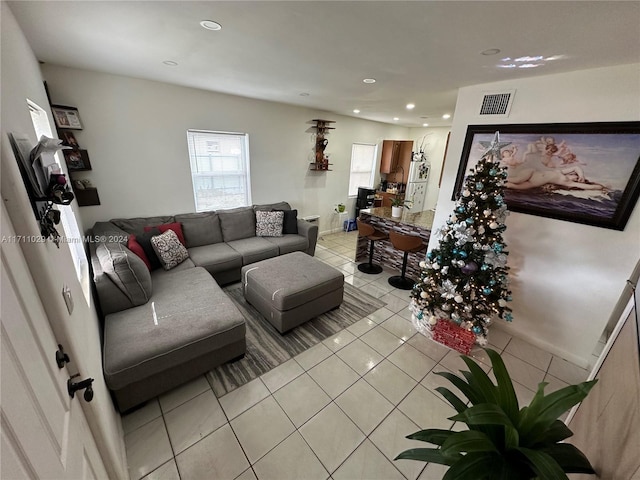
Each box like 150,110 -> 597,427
150,229 -> 189,270
255,210 -> 284,237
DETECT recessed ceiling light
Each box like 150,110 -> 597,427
363,78 -> 376,84
299,92 -> 310,96
163,60 -> 178,66
393,117 -> 399,121
406,103 -> 415,110
442,114 -> 451,119
200,20 -> 222,31
353,109 -> 360,114
481,48 -> 501,56
422,123 -> 429,127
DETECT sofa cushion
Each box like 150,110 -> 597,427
96,242 -> 152,306
227,237 -> 279,265
263,234 -> 309,255
103,267 -> 246,390
127,235 -> 151,270
256,210 -> 284,237
277,209 -> 298,234
218,206 -> 256,242
253,201 -> 291,212
111,216 -> 174,236
91,222 -> 129,244
134,228 -> 163,271
188,243 -> 243,274
175,212 -> 223,248
150,258 -> 195,280
144,222 -> 186,246
151,229 -> 190,270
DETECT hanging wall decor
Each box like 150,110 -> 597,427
454,122 -> 640,230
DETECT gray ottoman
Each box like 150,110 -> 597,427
241,251 -> 344,333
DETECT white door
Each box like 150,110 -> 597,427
1,208 -> 108,479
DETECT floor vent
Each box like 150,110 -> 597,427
479,90 -> 515,116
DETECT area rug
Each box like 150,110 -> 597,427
207,282 -> 386,397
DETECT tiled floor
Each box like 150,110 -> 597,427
123,234 -> 590,480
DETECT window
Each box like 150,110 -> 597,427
186,130 -> 252,211
348,143 -> 378,196
28,100 -> 90,302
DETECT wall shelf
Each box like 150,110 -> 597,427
309,162 -> 333,171
309,119 -> 335,169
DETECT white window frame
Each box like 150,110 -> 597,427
186,130 -> 252,212
28,100 -> 90,303
348,143 -> 378,197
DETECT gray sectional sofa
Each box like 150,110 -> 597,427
89,202 -> 318,411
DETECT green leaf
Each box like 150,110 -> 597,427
406,429 -> 454,446
441,430 -> 498,457
541,443 -> 596,474
394,447 -> 453,465
460,355 -> 498,404
442,452 -> 499,480
521,381 -> 598,443
435,371 -> 480,404
530,420 -> 574,447
518,382 -> 549,433
435,386 -> 468,413
515,447 -> 569,480
486,348 -> 519,421
450,403 -> 515,429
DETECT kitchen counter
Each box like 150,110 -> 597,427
356,207 -> 435,281
360,207 -> 435,230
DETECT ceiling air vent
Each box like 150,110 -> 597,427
479,89 -> 515,117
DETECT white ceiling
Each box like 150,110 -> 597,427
8,1 -> 640,127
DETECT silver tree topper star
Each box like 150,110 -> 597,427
479,131 -> 511,161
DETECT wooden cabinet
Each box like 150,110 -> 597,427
380,140 -> 413,183
380,140 -> 400,174
376,191 -> 404,208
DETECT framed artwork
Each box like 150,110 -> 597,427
453,122 -> 640,230
63,149 -> 91,171
59,130 -> 80,148
51,105 -> 83,130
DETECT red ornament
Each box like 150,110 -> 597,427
432,320 -> 475,355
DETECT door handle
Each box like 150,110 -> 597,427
68,374 -> 94,402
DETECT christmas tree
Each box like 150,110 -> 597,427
411,131 -> 513,347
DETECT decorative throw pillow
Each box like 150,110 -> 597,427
150,229 -> 190,270
256,210 -> 284,237
134,227 -> 163,271
96,242 -> 152,306
127,235 -> 151,270
276,209 -> 298,234
144,222 -> 186,246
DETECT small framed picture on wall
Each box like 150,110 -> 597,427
51,105 -> 83,130
59,130 -> 80,148
63,149 -> 92,171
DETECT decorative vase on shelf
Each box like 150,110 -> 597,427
391,206 -> 403,217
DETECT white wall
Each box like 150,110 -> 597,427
0,4 -> 127,479
40,65 -> 409,234
408,126 -> 450,211
435,63 -> 640,366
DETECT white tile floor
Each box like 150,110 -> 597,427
123,234 -> 590,480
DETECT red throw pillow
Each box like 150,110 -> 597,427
143,222 -> 186,246
127,235 -> 152,270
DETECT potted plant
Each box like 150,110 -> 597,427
390,194 -> 411,217
336,203 -> 346,213
396,348 -> 597,479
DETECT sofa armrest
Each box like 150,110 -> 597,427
296,219 -> 318,256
